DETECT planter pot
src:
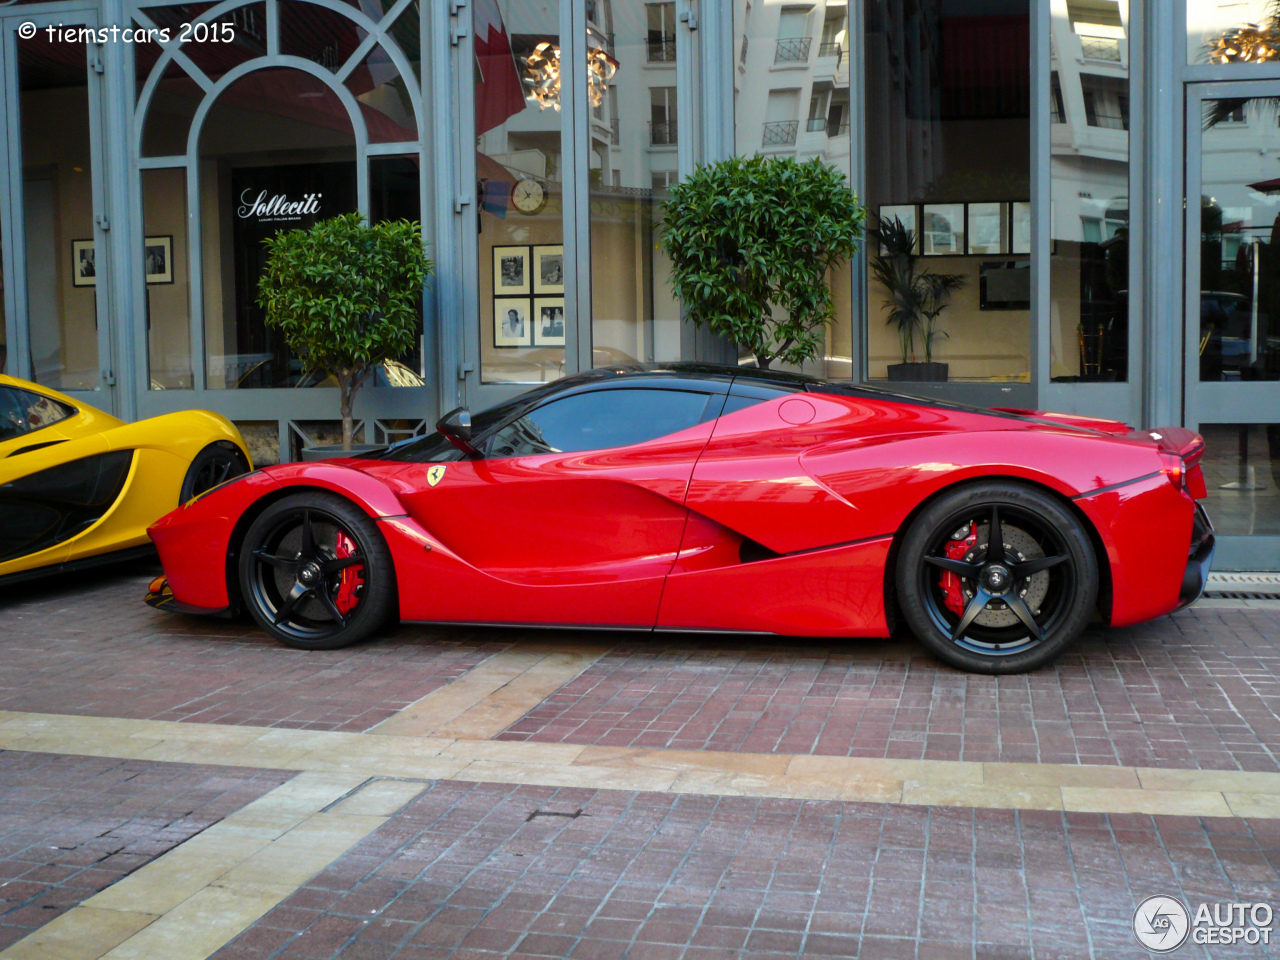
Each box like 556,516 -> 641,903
301,443 -> 384,462
887,362 -> 949,382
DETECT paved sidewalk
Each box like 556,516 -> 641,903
0,565 -> 1277,959
207,780 -> 1280,960
0,751 -> 290,950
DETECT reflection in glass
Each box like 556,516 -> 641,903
371,157 -> 424,383
734,0 -> 852,377
476,0 -> 565,384
1200,424 -> 1280,536
200,68 -> 358,389
0,215 -> 6,374
590,0 -> 681,369
1049,0 -> 1130,383
863,0 -> 1030,382
1198,99 -> 1280,384
1187,0 -> 1277,65
144,169 -> 193,389
19,32 -> 99,391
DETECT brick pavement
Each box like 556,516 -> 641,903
499,608 -> 1280,772
0,749 -> 291,949
0,563 -> 499,733
4,566 -> 1279,770
206,779 -> 1280,960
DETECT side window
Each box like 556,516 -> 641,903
0,387 -> 74,442
486,388 -> 712,458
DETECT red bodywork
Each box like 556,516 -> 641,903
147,386 -> 1208,637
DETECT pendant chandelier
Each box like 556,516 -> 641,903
523,32 -> 619,112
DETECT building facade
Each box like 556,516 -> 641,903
0,0 -> 1276,569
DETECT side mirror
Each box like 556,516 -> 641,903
436,406 -> 479,456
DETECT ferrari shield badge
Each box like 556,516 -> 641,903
427,465 -> 446,487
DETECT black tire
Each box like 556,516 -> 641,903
237,492 -> 396,650
894,482 -> 1098,674
181,441 -> 250,503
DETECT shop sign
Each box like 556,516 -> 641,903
237,189 -> 324,224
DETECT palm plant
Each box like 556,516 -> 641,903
1204,1 -> 1280,127
870,217 -> 965,365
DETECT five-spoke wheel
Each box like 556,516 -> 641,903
896,483 -> 1098,673
238,492 -> 396,649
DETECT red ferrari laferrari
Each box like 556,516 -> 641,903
145,365 -> 1214,673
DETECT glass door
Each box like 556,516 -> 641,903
1186,81 -> 1280,571
1,10 -> 114,411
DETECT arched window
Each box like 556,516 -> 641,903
133,0 -> 423,391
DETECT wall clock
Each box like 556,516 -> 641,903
512,177 -> 548,215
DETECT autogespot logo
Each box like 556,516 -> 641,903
1133,896 -> 1191,953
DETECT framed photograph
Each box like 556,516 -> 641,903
533,296 -> 566,346
144,235 -> 173,284
533,244 -> 564,294
492,245 -> 530,295
967,203 -> 1008,255
922,204 -> 965,256
493,297 -> 532,348
72,240 -> 96,287
878,204 -> 918,254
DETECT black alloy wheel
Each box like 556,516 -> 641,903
895,482 -> 1098,674
181,441 -> 250,503
237,492 -> 396,650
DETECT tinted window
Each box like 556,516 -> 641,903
487,389 -> 711,458
0,387 -> 74,442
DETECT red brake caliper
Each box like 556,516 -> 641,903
940,523 -> 978,617
333,532 -> 364,615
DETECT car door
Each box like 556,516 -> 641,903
0,384 -> 116,575
393,382 -> 726,627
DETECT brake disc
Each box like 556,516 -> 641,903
958,522 -> 1052,629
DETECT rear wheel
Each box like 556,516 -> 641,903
181,441 -> 250,502
895,482 -> 1098,674
238,492 -> 395,650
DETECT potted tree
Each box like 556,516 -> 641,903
871,217 -> 965,382
659,155 -> 865,369
259,213 -> 433,458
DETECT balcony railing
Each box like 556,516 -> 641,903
762,119 -> 799,146
774,37 -> 812,63
1080,35 -> 1122,61
827,121 -> 849,138
806,117 -> 827,132
647,36 -> 676,62
817,41 -> 843,67
650,120 -> 678,145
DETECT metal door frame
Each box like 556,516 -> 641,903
1,6 -> 116,412
1184,79 -> 1280,570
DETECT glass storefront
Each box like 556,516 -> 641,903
1049,0 -> 1130,383
732,0 -> 852,377
475,0 -> 566,384
19,29 -> 100,392
588,0 -> 683,369
862,0 -> 1031,384
2,0 -> 1280,569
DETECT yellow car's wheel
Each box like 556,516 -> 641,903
180,441 -> 250,503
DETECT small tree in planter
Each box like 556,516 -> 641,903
659,155 -> 865,369
259,213 -> 433,452
870,216 -> 965,382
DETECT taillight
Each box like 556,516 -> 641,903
1159,451 -> 1186,492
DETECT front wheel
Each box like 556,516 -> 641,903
238,492 -> 396,650
895,482 -> 1098,674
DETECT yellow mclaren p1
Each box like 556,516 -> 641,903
0,375 -> 251,585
